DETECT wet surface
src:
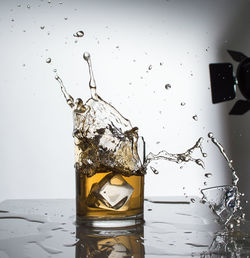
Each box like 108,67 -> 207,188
0,198 -> 250,257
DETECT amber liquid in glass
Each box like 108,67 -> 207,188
76,171 -> 144,220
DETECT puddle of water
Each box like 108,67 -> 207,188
0,199 -> 250,257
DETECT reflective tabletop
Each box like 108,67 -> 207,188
0,197 -> 250,257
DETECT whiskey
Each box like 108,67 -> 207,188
76,171 -> 144,221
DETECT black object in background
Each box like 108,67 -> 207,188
209,50 -> 250,115
209,63 -> 235,104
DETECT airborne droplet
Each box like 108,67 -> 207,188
83,52 -> 90,61
165,84 -> 171,90
192,115 -> 198,121
46,58 -> 51,64
150,166 -> 159,174
205,173 -> 212,178
73,30 -> 84,37
208,132 -> 213,138
195,159 -> 204,168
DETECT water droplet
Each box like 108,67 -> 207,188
160,62 -> 163,66
53,69 -> 57,73
11,18 -> 15,22
64,17 -> 68,20
181,102 -> 186,106
192,115 -> 198,121
83,52 -> 90,61
27,4 -> 31,8
46,58 -> 51,64
150,166 -> 159,174
191,198 -> 195,203
40,26 -> 45,30
73,30 -> 84,37
208,132 -> 213,138
17,4 -> 21,7
74,40 -> 78,43
148,65 -> 152,70
165,84 -> 171,90
204,182 -> 207,186
195,159 -> 204,168
205,173 -> 212,178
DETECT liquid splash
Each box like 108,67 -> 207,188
55,52 -> 206,177
54,52 -> 248,229
201,132 -> 244,228
144,137 -> 206,172
55,75 -> 74,108
208,132 -> 239,186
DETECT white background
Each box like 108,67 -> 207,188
0,0 -> 250,202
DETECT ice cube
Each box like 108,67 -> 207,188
201,185 -> 238,223
97,239 -> 129,257
108,243 -> 128,257
87,173 -> 134,211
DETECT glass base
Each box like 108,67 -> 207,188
76,213 -> 144,228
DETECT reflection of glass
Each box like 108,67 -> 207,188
75,224 -> 145,258
208,230 -> 250,257
75,133 -> 145,227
